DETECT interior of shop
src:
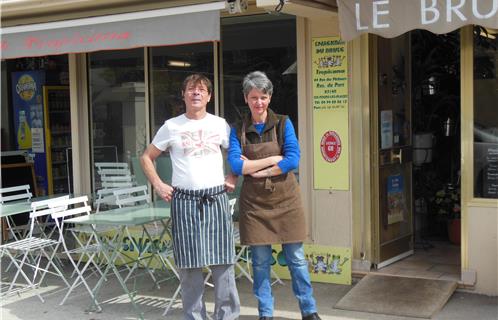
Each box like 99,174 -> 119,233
411,29 -> 462,247
375,26 -> 496,280
373,29 -> 461,280
1,55 -> 71,197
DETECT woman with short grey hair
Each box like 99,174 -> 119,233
228,71 -> 321,320
242,71 -> 274,97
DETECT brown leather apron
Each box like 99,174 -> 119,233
239,122 -> 306,245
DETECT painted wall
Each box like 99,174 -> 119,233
467,205 -> 498,295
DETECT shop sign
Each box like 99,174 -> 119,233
0,9 -> 220,59
337,0 -> 498,41
312,36 -> 349,190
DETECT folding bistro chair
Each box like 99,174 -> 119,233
0,195 -> 70,302
0,184 -> 33,241
94,162 -> 135,212
49,195 -> 102,306
112,185 -> 159,282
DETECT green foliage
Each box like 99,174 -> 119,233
429,184 -> 460,219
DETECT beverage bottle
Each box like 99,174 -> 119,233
17,110 -> 32,149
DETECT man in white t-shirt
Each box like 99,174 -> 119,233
141,74 -> 240,320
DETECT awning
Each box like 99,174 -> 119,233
337,0 -> 498,41
0,1 -> 225,59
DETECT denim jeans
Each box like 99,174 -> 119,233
251,242 -> 317,317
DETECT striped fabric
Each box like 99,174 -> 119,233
171,185 -> 235,269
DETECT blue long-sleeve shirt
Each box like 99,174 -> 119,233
228,118 -> 300,176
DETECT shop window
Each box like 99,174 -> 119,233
221,14 -> 298,132
473,27 -> 498,199
149,43 -> 215,135
88,48 -> 145,190
2,56 -> 70,195
147,43 -> 215,186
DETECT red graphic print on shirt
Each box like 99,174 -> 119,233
181,129 -> 221,157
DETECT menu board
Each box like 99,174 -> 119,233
483,146 -> 498,198
475,143 -> 498,198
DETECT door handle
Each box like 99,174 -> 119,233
391,149 -> 402,163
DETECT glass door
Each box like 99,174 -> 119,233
373,34 -> 414,268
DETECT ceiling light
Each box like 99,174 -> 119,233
167,60 -> 191,67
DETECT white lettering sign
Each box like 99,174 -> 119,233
355,3 -> 368,30
472,0 -> 498,19
421,0 -> 440,24
340,0 -> 498,41
373,0 -> 390,29
447,0 -> 467,22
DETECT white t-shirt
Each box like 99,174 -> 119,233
152,113 -> 230,190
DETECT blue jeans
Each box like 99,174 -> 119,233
251,243 -> 317,317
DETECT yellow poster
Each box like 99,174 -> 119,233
312,37 -> 349,190
267,244 -> 352,285
79,230 -> 352,285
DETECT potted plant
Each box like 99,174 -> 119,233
430,183 -> 461,245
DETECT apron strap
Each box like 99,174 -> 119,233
241,121 -> 247,147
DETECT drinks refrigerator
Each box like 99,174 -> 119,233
43,86 -> 71,194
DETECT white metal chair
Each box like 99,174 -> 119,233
0,195 -> 70,302
113,185 -> 158,283
94,162 -> 136,212
0,184 -> 33,241
49,195 -> 102,306
95,162 -> 135,188
113,185 -> 151,207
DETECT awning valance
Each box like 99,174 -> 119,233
337,0 -> 498,41
0,2 -> 225,59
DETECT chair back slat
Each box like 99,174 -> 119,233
98,168 -> 132,176
30,195 -> 70,219
48,195 -> 91,220
113,185 -> 150,207
0,184 -> 32,203
95,162 -> 129,170
51,205 -> 91,220
101,181 -> 134,189
100,175 -> 133,182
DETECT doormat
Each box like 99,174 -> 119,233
334,274 -> 457,318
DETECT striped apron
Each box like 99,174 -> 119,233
171,185 -> 235,269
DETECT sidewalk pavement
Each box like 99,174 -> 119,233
1,264 -> 497,320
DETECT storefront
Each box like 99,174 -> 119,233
1,0 -> 497,296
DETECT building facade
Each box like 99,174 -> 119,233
1,0 -> 496,296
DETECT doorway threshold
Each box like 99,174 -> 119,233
365,240 -> 462,284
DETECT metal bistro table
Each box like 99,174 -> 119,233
66,200 -> 173,319
0,194 -> 68,242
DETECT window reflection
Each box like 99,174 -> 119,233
221,15 -> 297,132
88,48 -> 145,190
473,27 -> 498,199
150,44 -> 214,135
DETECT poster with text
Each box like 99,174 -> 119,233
312,37 -> 349,190
387,174 -> 405,224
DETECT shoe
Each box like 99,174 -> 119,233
259,317 -> 273,320
302,313 -> 321,320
